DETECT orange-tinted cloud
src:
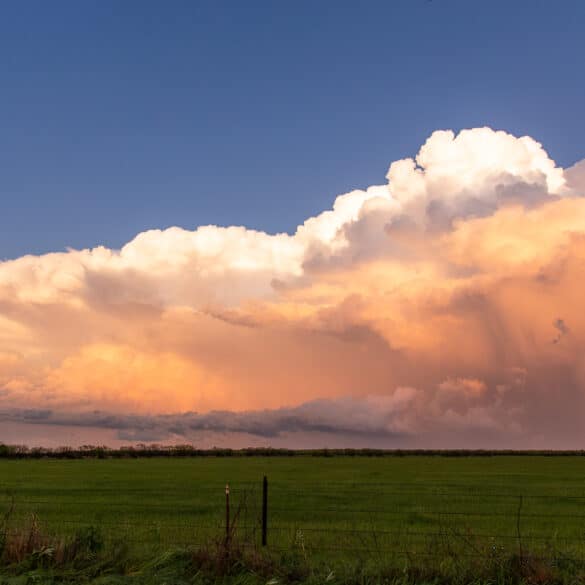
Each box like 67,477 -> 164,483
1,127 -> 584,447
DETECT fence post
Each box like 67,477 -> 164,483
516,494 -> 523,562
225,483 -> 230,546
262,475 -> 268,546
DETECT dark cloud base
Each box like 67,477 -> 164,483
0,398 -> 407,444
0,394 -> 567,450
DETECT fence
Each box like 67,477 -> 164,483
4,477 -> 585,563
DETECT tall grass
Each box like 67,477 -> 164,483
1,509 -> 585,584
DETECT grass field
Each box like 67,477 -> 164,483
3,455 -> 585,582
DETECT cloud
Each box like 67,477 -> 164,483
552,318 -> 569,345
0,385 -> 510,447
565,159 -> 585,193
1,127 -> 585,447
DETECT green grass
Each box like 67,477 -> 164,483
3,455 -> 585,582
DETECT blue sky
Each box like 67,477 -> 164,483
1,0 -> 584,259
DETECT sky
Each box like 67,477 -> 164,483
1,1 -> 585,448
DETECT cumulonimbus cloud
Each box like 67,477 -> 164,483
1,127 -> 584,447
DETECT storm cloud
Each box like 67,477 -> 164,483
1,127 -> 585,448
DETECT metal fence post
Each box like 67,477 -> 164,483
225,483 -> 230,546
262,475 -> 268,546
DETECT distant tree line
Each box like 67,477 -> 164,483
1,443 -> 585,459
